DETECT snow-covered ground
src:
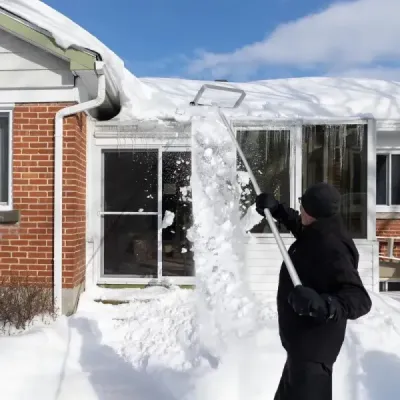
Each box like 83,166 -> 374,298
1,287 -> 400,400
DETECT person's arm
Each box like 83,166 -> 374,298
256,193 -> 303,238
324,247 -> 372,321
272,202 -> 303,239
288,244 -> 372,322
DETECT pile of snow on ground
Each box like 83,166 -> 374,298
2,288 -> 400,399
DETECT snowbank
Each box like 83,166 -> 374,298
1,288 -> 400,400
2,1 -> 400,123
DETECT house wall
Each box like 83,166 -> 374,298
0,103 -> 87,314
0,28 -> 74,88
0,28 -> 84,104
90,127 -> 378,296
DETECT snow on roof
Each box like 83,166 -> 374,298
141,76 -> 400,123
2,0 -> 400,124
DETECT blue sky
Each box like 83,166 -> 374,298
43,0 -> 400,82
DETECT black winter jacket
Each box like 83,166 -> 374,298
272,203 -> 372,365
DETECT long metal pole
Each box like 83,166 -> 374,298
218,109 -> 302,287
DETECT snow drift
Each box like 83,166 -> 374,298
1,288 -> 400,400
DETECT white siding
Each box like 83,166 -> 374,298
245,237 -> 377,298
377,131 -> 400,148
0,28 -> 74,89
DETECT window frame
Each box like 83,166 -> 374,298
97,143 -> 195,286
233,118 -> 376,241
0,107 -> 13,211
376,150 -> 400,212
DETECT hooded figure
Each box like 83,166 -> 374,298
256,182 -> 372,400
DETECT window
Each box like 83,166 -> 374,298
302,124 -> 368,238
237,129 -> 291,234
101,149 -> 193,279
0,113 -> 11,209
376,153 -> 400,206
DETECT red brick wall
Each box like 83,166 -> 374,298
0,103 -> 87,289
64,111 -> 87,288
377,219 -> 400,260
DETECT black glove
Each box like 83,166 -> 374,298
255,192 -> 279,217
288,286 -> 339,323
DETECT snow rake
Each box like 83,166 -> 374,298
190,84 -> 302,287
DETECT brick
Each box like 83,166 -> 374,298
0,102 -> 86,296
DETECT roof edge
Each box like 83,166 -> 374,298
0,6 -> 122,119
0,7 -> 98,70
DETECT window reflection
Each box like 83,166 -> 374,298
302,124 -> 368,238
103,215 -> 158,277
237,130 -> 291,233
162,152 -> 194,276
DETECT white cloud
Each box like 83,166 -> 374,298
187,0 -> 400,79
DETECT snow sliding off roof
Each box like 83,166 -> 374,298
2,0 -> 400,123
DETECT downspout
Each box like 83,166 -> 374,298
54,61 -> 106,316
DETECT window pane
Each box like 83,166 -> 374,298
103,150 -> 158,212
162,151 -> 194,277
0,115 -> 9,205
237,130 -> 291,234
302,124 -> 368,238
376,155 -> 388,205
391,155 -> 400,205
103,215 -> 158,277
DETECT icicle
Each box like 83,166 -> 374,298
358,124 -> 364,151
339,125 -> 347,171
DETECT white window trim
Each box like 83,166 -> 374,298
0,105 -> 14,212
94,142 -> 195,284
376,149 -> 400,213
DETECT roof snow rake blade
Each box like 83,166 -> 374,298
190,84 -> 246,108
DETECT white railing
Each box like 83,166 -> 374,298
377,236 -> 400,261
377,236 -> 400,292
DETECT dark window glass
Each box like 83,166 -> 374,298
237,130 -> 291,234
103,150 -> 158,212
103,215 -> 158,277
391,155 -> 400,205
376,155 -> 388,205
162,151 -> 194,277
302,124 -> 368,238
0,115 -> 9,204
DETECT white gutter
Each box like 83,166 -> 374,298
54,61 -> 106,316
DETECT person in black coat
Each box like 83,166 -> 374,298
255,182 -> 372,400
